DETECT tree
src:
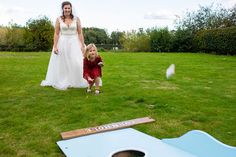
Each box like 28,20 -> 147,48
24,16 -> 54,51
4,22 -> 25,51
173,3 -> 236,53
83,27 -> 110,44
120,29 -> 151,52
0,26 -> 7,46
171,29 -> 194,52
176,4 -> 236,32
226,4 -> 236,27
149,27 -> 172,52
110,31 -> 124,46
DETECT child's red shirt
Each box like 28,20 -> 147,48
83,55 -> 102,81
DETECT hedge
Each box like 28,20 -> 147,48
195,26 -> 236,55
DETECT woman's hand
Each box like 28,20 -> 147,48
81,46 -> 85,55
53,47 -> 59,55
81,43 -> 86,55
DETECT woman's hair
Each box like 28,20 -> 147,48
61,1 -> 74,21
85,43 -> 98,60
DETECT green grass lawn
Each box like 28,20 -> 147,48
0,52 -> 236,156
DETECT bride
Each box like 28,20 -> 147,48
41,1 -> 88,90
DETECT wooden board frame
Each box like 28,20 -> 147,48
61,117 -> 155,139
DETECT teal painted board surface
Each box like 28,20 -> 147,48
57,128 -> 196,157
57,128 -> 236,157
162,130 -> 236,157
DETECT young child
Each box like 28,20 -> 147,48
83,43 -> 103,94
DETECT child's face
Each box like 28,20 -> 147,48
88,47 -> 96,60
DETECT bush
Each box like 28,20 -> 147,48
195,26 -> 236,55
171,29 -> 195,52
24,16 -> 54,51
149,28 -> 172,52
121,30 -> 151,52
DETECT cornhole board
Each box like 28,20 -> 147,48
57,118 -> 236,157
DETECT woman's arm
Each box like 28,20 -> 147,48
53,18 -> 60,54
77,17 -> 86,55
83,58 -> 90,80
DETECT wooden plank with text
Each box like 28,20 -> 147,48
61,117 -> 155,139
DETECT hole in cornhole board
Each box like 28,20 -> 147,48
112,150 -> 145,157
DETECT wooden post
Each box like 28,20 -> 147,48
61,117 -> 155,140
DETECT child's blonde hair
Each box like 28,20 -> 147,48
85,43 -> 98,60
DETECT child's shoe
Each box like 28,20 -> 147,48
86,88 -> 92,93
95,89 -> 100,95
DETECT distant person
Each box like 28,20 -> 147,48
41,1 -> 87,90
83,44 -> 103,95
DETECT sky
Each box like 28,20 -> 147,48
0,0 -> 235,33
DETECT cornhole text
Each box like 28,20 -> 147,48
61,117 -> 155,139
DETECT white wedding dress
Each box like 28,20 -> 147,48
41,17 -> 88,90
